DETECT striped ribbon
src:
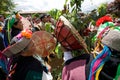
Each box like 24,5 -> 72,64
88,45 -> 111,80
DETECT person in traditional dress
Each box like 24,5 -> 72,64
88,28 -> 120,80
2,30 -> 56,80
54,15 -> 93,80
88,15 -> 120,80
2,12 -> 23,47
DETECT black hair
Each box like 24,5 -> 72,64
46,14 -> 50,17
31,27 -> 39,32
40,14 -> 47,21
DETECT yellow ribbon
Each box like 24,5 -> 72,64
95,65 -> 104,80
0,27 -> 2,32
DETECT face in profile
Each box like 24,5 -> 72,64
14,20 -> 23,30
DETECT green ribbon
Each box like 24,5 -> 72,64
7,15 -> 16,43
114,26 -> 120,31
92,22 -> 114,43
114,64 -> 120,80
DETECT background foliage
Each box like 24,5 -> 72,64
0,0 -> 15,16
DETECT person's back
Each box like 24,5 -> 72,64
88,29 -> 120,80
54,15 -> 91,80
100,30 -> 120,80
9,55 -> 48,80
99,53 -> 120,80
62,52 -> 93,80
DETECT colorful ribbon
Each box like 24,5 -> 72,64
88,45 -> 111,80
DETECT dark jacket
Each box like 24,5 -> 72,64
99,54 -> 120,80
8,55 -> 48,80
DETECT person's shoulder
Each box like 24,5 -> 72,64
16,56 -> 43,72
72,53 -> 93,60
27,57 -> 48,73
64,53 -> 94,65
